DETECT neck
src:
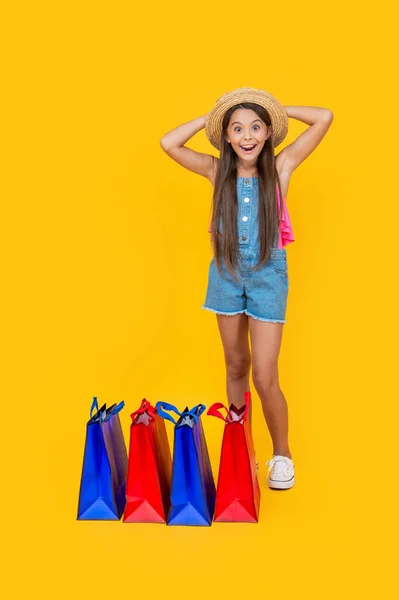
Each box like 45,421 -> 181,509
237,168 -> 258,177
236,159 -> 258,178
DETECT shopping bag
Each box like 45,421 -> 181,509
124,399 -> 172,523
156,402 -> 216,526
207,391 -> 260,523
77,397 -> 128,520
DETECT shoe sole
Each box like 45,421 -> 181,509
268,477 -> 295,490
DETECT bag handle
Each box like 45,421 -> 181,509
207,392 -> 251,422
130,398 -> 156,421
207,402 -> 229,422
89,397 -> 107,423
191,404 -> 206,417
183,404 -> 206,421
243,391 -> 251,421
155,401 -> 181,424
90,397 -> 99,418
104,401 -> 124,421
177,404 -> 206,424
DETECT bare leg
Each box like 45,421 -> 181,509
216,314 -> 252,421
248,318 -> 291,458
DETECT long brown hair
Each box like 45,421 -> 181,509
210,102 -> 284,282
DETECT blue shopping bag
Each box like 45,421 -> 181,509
77,397 -> 128,520
156,402 -> 216,526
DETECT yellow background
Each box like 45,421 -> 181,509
1,1 -> 397,598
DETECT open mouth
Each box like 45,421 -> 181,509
240,145 -> 257,154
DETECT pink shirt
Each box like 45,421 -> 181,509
275,184 -> 295,248
208,184 -> 295,249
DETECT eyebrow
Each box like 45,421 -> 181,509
231,119 -> 262,126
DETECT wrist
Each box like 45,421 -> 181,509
283,106 -> 291,118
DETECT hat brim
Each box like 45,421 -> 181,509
205,87 -> 288,151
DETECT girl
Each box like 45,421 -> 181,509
160,87 -> 333,490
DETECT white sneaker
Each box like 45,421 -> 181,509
266,455 -> 295,489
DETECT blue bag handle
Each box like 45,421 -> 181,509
180,404 -> 207,423
188,404 -> 206,417
104,401 -> 125,422
89,397 -> 107,424
177,404 -> 208,424
90,397 -> 99,418
155,402 -> 182,424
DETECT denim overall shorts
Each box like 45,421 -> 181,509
202,177 -> 288,323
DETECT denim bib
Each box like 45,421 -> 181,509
218,177 -> 278,254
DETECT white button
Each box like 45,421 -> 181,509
242,216 -> 248,222
244,197 -> 250,203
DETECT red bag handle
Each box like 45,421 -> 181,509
130,398 -> 156,421
207,391 -> 251,423
207,402 -> 229,422
243,391 -> 251,421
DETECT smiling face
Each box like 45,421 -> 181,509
225,107 -> 271,166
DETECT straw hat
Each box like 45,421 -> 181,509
205,86 -> 288,151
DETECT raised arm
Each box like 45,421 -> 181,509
160,114 -> 216,181
276,106 -> 334,175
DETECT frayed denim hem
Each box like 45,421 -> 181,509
202,306 -> 286,323
202,306 -> 246,317
245,311 -> 286,324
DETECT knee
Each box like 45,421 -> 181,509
252,369 -> 280,398
225,354 -> 251,381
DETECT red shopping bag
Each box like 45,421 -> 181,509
208,391 -> 260,523
123,399 -> 172,523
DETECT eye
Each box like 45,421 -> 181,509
234,125 -> 260,132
